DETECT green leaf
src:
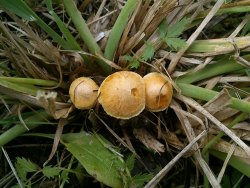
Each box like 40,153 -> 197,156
60,170 -> 70,184
141,42 -> 155,61
123,55 -> 140,69
15,157 -> 39,181
129,59 -> 140,69
158,20 -> 168,39
42,166 -> 61,179
61,132 -> 128,188
130,173 -> 153,187
164,37 -> 187,50
167,17 -> 190,38
125,154 -> 135,172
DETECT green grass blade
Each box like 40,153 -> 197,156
177,83 -> 250,113
0,0 -> 69,49
197,6 -> 250,19
0,111 -> 50,147
45,0 -> 81,50
104,0 -> 138,60
176,59 -> 245,84
209,149 -> 250,177
0,77 -> 58,86
202,113 -> 249,155
63,0 -> 111,74
187,37 -> 250,53
0,79 -> 39,96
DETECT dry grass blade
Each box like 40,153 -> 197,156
175,94 -> 250,156
1,147 -> 23,188
43,118 -> 67,166
124,0 -> 177,56
172,101 -> 220,188
212,139 -> 250,159
217,143 -> 236,183
0,86 -> 69,110
133,128 -> 165,153
144,130 -> 208,188
167,0 -> 225,74
92,110 -> 141,159
189,89 -> 240,127
0,21 -> 37,78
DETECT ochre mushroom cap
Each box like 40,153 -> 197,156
143,72 -> 173,112
69,77 -> 99,109
98,71 -> 145,119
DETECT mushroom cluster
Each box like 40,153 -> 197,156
69,71 -> 173,119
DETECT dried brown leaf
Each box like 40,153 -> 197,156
43,118 -> 67,166
212,139 -> 250,159
163,131 -> 184,150
133,128 -> 165,153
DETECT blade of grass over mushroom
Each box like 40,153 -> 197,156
177,83 -> 250,113
104,0 -> 138,60
63,0 -> 111,74
176,59 -> 245,84
0,111 -> 50,147
210,149 -> 250,177
0,77 -> 58,87
0,0 -> 69,49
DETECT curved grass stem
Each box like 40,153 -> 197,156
63,0 -> 111,74
104,0 -> 138,60
176,59 -> 245,84
0,77 -> 58,86
0,111 -> 50,147
177,83 -> 250,113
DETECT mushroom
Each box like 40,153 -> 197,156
69,77 -> 99,109
98,71 -> 145,119
143,72 -> 173,112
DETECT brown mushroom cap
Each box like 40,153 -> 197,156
143,72 -> 173,112
98,71 -> 145,119
69,77 -> 99,109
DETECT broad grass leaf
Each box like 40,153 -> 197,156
0,0 -> 36,21
61,132 -> 126,188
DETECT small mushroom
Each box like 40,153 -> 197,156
69,77 -> 99,109
98,71 -> 145,119
143,72 -> 173,112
